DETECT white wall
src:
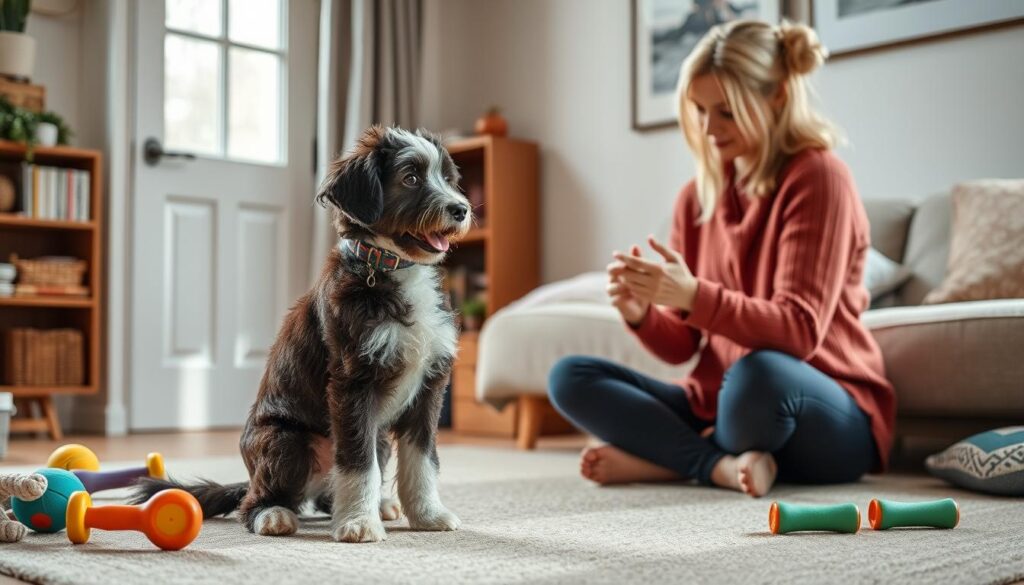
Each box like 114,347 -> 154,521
421,0 -> 1024,283
24,6 -> 83,144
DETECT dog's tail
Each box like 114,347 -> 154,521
129,477 -> 249,519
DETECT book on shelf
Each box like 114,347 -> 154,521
13,284 -> 89,297
9,162 -> 92,222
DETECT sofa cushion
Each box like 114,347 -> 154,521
865,248 -> 912,304
862,198 -> 916,263
862,299 -> 1024,418
925,427 -> 1024,496
899,193 -> 951,305
475,303 -> 696,407
923,180 -> 1024,304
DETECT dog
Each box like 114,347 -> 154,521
132,126 -> 471,543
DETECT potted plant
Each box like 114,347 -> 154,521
0,96 -> 36,145
460,297 -> 487,331
1,97 -> 72,153
35,110 -> 71,146
0,0 -> 35,81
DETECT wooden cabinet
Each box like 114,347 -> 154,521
0,141 -> 104,439
444,136 -> 538,438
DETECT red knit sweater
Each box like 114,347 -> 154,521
630,149 -> 895,470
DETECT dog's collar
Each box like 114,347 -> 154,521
341,239 -> 416,287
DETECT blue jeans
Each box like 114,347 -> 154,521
548,350 -> 877,485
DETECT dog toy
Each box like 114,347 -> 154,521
71,453 -> 167,493
868,498 -> 959,530
10,468 -> 85,534
48,444 -> 167,493
1,473 -> 48,542
67,488 -> 202,550
46,444 -> 101,471
769,501 -> 861,534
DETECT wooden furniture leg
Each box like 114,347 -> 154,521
40,396 -> 63,441
516,396 -> 544,450
9,397 -> 62,439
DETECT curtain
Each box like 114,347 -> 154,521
309,0 -> 424,282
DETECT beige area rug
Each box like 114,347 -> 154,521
1,446 -> 1023,585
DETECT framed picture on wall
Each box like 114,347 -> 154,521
632,0 -> 781,131
813,0 -> 1024,56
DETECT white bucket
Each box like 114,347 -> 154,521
0,392 -> 13,460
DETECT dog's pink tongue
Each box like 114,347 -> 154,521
424,232 -> 450,252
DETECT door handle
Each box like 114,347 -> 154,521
143,138 -> 197,166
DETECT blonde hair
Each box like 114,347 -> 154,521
678,20 -> 841,223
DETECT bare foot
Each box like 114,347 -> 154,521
736,451 -> 777,498
710,451 -> 778,497
578,445 -> 680,485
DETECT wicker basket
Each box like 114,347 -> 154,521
3,328 -> 84,386
10,255 -> 87,287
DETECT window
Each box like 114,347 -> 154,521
164,0 -> 285,164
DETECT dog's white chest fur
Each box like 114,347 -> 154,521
359,265 -> 457,424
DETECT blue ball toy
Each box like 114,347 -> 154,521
11,468 -> 86,533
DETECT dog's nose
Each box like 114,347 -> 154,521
447,203 -> 468,222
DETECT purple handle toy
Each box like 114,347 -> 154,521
71,453 -> 167,493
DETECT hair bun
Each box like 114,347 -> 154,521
778,22 -> 827,76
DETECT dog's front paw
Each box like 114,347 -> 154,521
254,506 -> 299,536
379,497 -> 402,521
407,506 -> 461,531
332,516 -> 387,543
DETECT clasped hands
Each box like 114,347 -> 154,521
606,235 -> 698,326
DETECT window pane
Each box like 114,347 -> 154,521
229,0 -> 281,49
166,0 -> 221,37
228,48 -> 281,163
165,34 -> 222,156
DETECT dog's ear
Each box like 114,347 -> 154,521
316,129 -> 386,225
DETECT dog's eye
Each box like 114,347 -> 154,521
403,175 -> 419,188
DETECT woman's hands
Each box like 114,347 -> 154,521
608,236 -> 698,321
607,245 -> 651,326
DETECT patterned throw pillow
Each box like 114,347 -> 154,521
925,427 -> 1024,496
924,179 -> 1024,304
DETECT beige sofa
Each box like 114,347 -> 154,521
477,193 -> 1024,450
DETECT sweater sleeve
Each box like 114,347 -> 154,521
684,155 -> 858,360
628,185 -> 702,365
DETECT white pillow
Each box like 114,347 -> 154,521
864,247 -> 912,301
505,271 -> 609,311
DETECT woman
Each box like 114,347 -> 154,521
548,20 -> 894,497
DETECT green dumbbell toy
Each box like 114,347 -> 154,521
868,498 -> 959,530
769,501 -> 861,534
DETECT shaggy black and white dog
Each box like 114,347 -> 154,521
133,126 -> 471,543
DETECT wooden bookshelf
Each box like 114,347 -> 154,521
446,135 -> 570,442
0,140 -> 104,440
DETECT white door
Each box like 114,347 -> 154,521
131,0 -> 317,430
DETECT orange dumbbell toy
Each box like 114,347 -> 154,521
66,488 -> 202,550
48,444 -> 167,493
